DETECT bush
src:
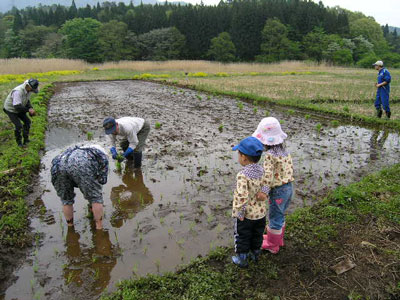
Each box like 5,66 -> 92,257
356,52 -> 379,68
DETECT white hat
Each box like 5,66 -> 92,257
252,117 -> 287,146
373,60 -> 384,67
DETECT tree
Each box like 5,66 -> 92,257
302,28 -> 329,62
59,18 -> 103,63
137,27 -> 186,61
2,29 -> 24,58
19,25 -> 53,57
349,17 -> 388,54
33,32 -> 63,58
256,18 -> 301,63
352,35 -> 374,62
207,32 -> 236,62
99,20 -> 128,61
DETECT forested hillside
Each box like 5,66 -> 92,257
0,0 -> 399,66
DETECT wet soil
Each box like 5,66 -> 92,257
2,80 -> 400,299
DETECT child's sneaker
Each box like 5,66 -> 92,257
249,249 -> 261,262
232,253 -> 248,268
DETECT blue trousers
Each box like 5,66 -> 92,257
375,90 -> 390,112
268,182 -> 293,230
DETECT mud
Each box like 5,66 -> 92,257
3,81 -> 400,299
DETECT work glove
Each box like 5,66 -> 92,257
110,147 -> 118,159
123,147 -> 134,158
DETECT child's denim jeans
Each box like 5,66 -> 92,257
268,182 -> 293,230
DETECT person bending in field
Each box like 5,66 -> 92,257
253,117 -> 294,254
103,117 -> 150,169
373,60 -> 392,119
51,144 -> 109,229
231,136 -> 266,268
3,79 -> 39,147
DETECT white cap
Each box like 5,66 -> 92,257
252,117 -> 287,146
373,60 -> 383,67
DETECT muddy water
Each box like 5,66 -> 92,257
4,81 -> 400,300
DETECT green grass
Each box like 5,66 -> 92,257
0,84 -> 54,246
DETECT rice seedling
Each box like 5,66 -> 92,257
207,214 -> 214,224
315,123 -> 322,133
331,120 -> 340,127
33,262 -> 39,273
155,122 -> 162,129
179,213 -> 184,224
168,227 -> 174,236
132,263 -> 139,277
343,106 -> 350,113
280,120 -> 285,124
196,94 -> 202,100
160,217 -> 165,225
253,107 -> 258,114
139,232 -> 143,243
94,268 -> 100,280
189,221 -> 196,233
33,291 -> 42,300
265,110 -> 270,116
154,259 -> 161,273
207,95 -> 211,100
143,245 -> 148,255
218,124 -> 224,132
87,131 -> 93,140
237,102 -> 244,110
177,238 -> 185,247
287,109 -> 295,115
305,114 -> 311,120
92,256 -> 98,263
66,272 -> 74,284
30,278 -> 36,291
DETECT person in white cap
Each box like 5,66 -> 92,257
253,117 -> 294,254
373,60 -> 392,119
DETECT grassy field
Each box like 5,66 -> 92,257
0,60 -> 399,297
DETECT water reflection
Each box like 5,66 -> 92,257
369,130 -> 389,161
110,167 -> 154,228
63,227 -> 116,295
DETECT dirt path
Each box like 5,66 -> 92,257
3,81 -> 400,299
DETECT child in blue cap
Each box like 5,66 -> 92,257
231,136 -> 266,267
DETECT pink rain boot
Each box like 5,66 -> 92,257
262,227 -> 282,254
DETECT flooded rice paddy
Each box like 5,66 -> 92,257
3,81 -> 400,299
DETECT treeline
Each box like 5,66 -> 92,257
0,0 -> 399,67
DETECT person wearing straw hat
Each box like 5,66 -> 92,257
3,79 -> 39,146
253,117 -> 294,254
373,60 -> 392,119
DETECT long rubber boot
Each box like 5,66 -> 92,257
262,227 -> 281,254
376,109 -> 383,118
133,152 -> 142,168
385,111 -> 391,119
15,130 -> 22,147
23,127 -> 30,145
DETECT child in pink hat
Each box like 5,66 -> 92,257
253,117 -> 294,254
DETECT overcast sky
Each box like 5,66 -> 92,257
185,0 -> 400,28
